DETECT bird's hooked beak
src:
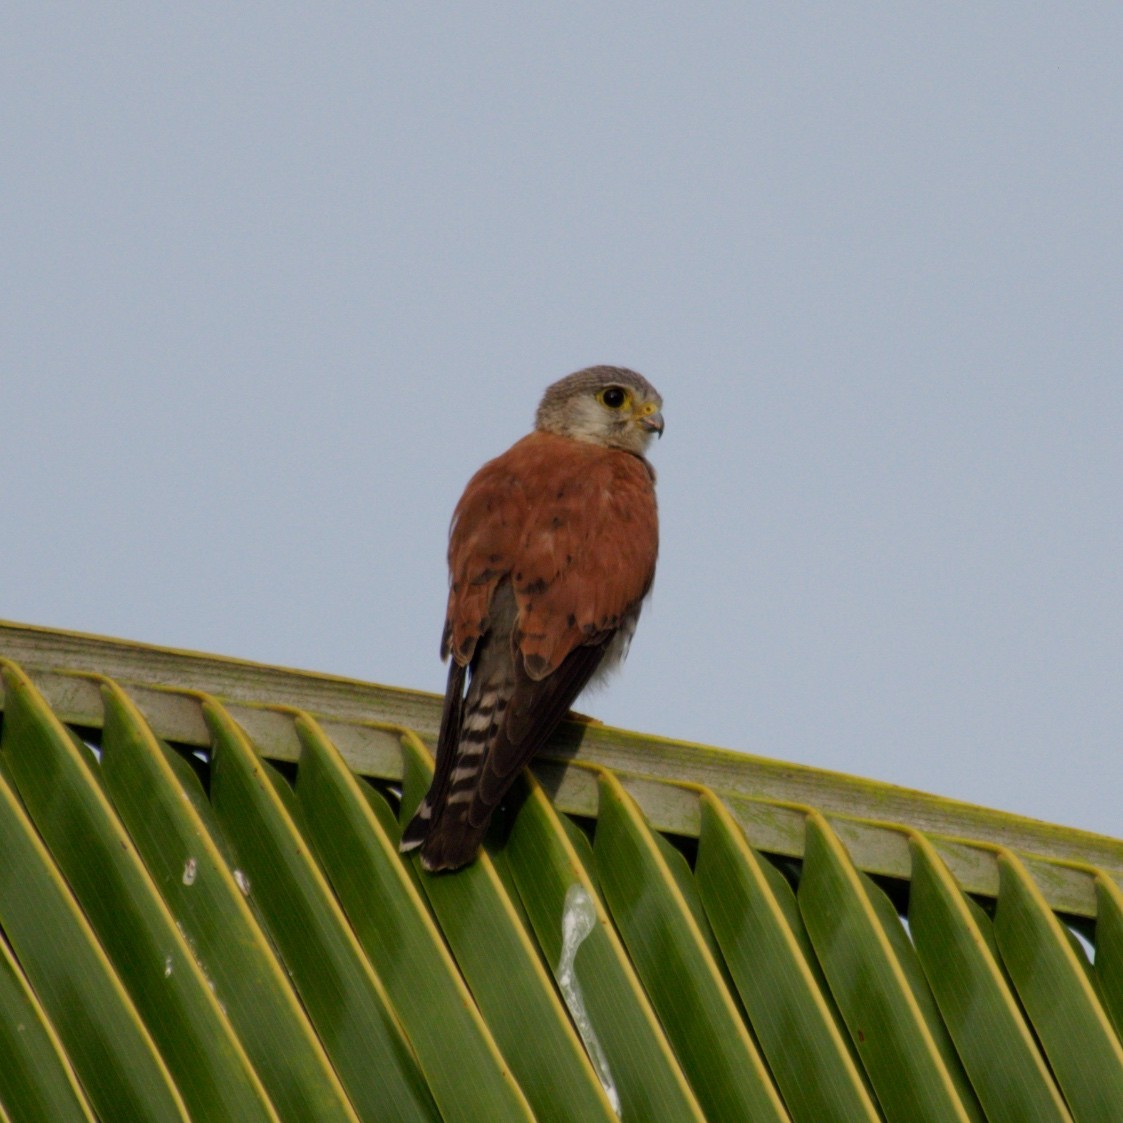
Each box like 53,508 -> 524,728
637,408 -> 665,437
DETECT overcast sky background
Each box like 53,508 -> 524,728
4,7 -> 1121,839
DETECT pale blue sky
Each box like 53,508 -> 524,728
4,6 -> 1121,838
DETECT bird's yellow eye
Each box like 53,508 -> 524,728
599,385 -> 629,409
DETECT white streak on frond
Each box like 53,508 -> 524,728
557,883 -> 620,1117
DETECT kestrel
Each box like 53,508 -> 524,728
400,366 -> 663,871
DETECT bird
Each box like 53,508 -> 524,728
400,365 -> 663,871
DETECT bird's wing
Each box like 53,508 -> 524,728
445,431 -> 658,674
404,431 -> 658,870
467,638 -> 610,828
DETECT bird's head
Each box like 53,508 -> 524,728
535,366 -> 664,455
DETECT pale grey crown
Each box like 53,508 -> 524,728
535,365 -> 664,455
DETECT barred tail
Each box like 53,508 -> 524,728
400,661 -> 513,871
